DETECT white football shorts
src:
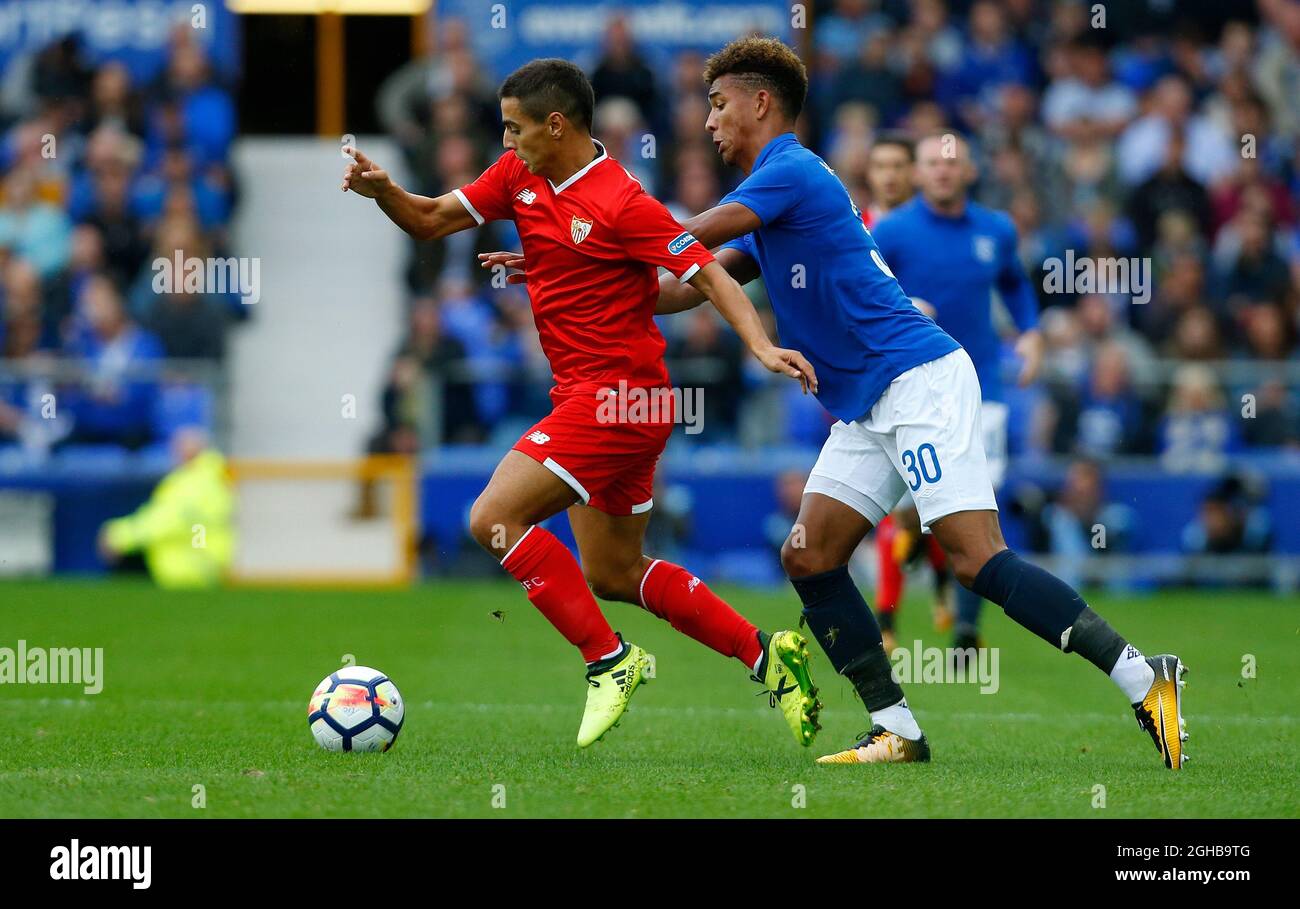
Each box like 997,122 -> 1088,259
804,348 -> 999,529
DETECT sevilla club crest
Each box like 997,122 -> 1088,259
570,215 -> 593,245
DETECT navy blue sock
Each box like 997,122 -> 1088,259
789,566 -> 903,712
971,549 -> 1129,673
971,549 -> 1082,647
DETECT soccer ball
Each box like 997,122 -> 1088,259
307,666 -> 405,752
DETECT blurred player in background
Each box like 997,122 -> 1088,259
646,37 -> 1187,769
344,58 -> 824,750
872,132 -> 1044,654
861,132 -> 915,228
97,426 -> 233,589
860,133 -> 954,653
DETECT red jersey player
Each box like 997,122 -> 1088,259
342,59 -> 823,749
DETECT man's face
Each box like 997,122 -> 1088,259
867,144 -> 913,208
500,96 -> 552,174
706,75 -> 759,168
914,136 -> 971,206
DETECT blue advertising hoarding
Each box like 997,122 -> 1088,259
436,0 -> 793,81
0,0 -> 240,87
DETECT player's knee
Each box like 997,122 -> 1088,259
468,497 -> 512,555
585,564 -> 641,603
781,536 -> 837,578
950,554 -> 982,590
951,548 -> 1002,589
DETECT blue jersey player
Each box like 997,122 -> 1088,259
872,132 -> 1044,653
480,38 -> 1189,771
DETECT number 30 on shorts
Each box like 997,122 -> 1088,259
902,443 -> 942,491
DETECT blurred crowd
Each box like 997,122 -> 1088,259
0,28 -> 239,453
371,0 -> 1300,473
4,2 -> 1299,475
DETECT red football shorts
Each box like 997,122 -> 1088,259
512,387 -> 674,516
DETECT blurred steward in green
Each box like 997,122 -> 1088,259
98,426 -> 234,588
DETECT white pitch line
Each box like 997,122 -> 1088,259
11,697 -> 1297,725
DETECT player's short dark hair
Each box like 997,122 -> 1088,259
870,131 -> 915,162
702,37 -> 808,122
499,58 -> 595,131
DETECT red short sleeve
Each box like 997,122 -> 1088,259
615,191 -> 714,282
454,153 -> 520,225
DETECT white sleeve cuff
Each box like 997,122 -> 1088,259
452,188 -> 485,225
678,262 -> 702,284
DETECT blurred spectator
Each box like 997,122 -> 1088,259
666,307 -> 745,441
1214,211 -> 1292,307
830,31 -> 903,126
372,296 -> 480,451
644,473 -> 693,565
1160,363 -> 1239,471
60,274 -> 162,449
0,165 -> 71,278
815,0 -> 893,68
1124,128 -> 1212,250
1181,474 -> 1272,555
1061,340 -> 1146,458
75,62 -> 146,141
1115,75 -> 1236,188
1041,460 -> 1137,589
589,17 -> 659,129
763,468 -> 807,566
938,0 -> 1037,130
98,426 -> 233,588
128,215 -> 228,359
1041,36 -> 1137,144
147,42 -> 235,170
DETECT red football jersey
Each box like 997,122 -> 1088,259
454,141 -> 713,398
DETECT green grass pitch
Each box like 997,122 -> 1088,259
1,578 -> 1296,818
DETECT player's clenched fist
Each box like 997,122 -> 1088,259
341,146 -> 391,198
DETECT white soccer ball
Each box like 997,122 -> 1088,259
307,666 -> 405,753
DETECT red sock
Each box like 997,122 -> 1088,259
638,560 -> 762,668
501,527 -> 621,663
875,515 -> 903,614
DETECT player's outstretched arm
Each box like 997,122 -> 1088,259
476,246 -> 762,314
688,261 -> 818,394
682,202 -> 762,250
342,146 -> 477,240
657,247 -> 759,315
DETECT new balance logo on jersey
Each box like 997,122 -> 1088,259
525,431 -> 550,445
667,231 -> 698,255
570,215 -> 593,244
687,576 -> 701,593
516,188 -> 536,205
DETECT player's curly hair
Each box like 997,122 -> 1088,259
702,37 -> 808,121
